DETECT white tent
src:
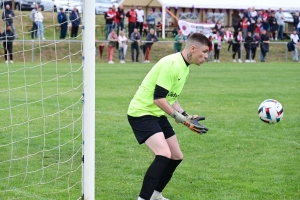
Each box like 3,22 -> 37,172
120,0 -> 300,38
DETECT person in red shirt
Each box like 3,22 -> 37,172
126,5 -> 137,38
262,10 -> 269,32
111,5 -> 117,30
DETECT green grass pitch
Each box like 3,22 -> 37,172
0,61 -> 299,199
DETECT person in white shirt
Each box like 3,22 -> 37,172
290,30 -> 299,62
135,5 -> 144,36
118,31 -> 128,63
34,7 -> 45,40
275,8 -> 285,40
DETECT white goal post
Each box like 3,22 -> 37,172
82,0 -> 95,199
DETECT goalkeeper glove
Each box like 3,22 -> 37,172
171,112 -> 208,134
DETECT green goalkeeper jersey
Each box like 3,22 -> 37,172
127,52 -> 189,117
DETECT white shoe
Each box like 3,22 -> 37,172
10,60 -> 14,63
214,60 -> 216,62
217,60 -> 220,62
233,59 -> 237,62
143,60 -> 149,63
238,59 -> 242,63
108,60 -> 114,64
251,60 -> 256,63
150,195 -> 169,200
42,38 -> 46,40
275,38 -> 278,41
245,60 -> 250,63
5,60 -> 8,64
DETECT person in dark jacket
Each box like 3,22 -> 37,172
260,29 -> 270,62
1,25 -> 15,63
57,7 -> 68,39
69,7 -> 81,38
143,28 -> 158,63
116,5 -> 125,34
130,28 -> 141,62
293,12 -> 300,39
2,4 -> 16,37
244,32 -> 254,62
268,12 -> 278,40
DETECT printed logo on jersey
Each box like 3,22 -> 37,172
167,92 -> 179,98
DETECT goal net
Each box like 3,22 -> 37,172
0,0 -> 95,199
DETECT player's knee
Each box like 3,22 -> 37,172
171,152 -> 183,160
158,149 -> 171,158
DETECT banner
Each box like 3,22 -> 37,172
178,20 -> 215,37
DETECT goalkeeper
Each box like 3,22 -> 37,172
127,33 -> 209,200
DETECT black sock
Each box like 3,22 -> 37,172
155,159 -> 182,192
139,155 -> 170,200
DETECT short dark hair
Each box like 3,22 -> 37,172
186,33 -> 210,48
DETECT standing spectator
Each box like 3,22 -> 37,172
251,31 -> 260,62
262,10 -> 270,32
143,23 -> 148,37
290,30 -> 299,62
208,35 -> 213,61
105,7 -> 114,40
249,7 -> 258,33
111,5 -> 117,30
116,5 -> 125,34
1,25 -> 14,63
241,17 -> 250,40
130,28 -> 141,62
69,7 -> 81,38
214,20 -> 224,36
30,3 -> 38,39
146,10 -> 156,31
135,5 -> 144,36
255,18 -> 263,33
174,30 -> 184,53
232,10 -> 241,38
34,7 -> 45,40
143,28 -> 158,63
232,30 -> 243,63
57,7 -> 68,39
126,5 -> 137,38
118,30 -> 127,63
275,8 -> 285,40
107,29 -> 118,64
212,31 -> 222,62
224,27 -> 233,52
293,12 -> 300,39
260,29 -> 270,62
244,31 -> 254,62
268,12 -> 278,40
2,4 -> 16,37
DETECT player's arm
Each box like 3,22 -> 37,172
153,85 -> 208,134
153,84 -> 175,116
172,100 -> 184,114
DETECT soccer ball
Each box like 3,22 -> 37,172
258,99 -> 284,124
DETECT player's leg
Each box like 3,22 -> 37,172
128,115 -> 171,200
152,116 -> 183,200
139,133 -> 170,200
154,135 -> 182,194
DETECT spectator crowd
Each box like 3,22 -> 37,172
0,4 -> 81,63
103,5 -> 299,64
0,3 -> 299,63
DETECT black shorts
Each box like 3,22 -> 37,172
127,115 -> 175,144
